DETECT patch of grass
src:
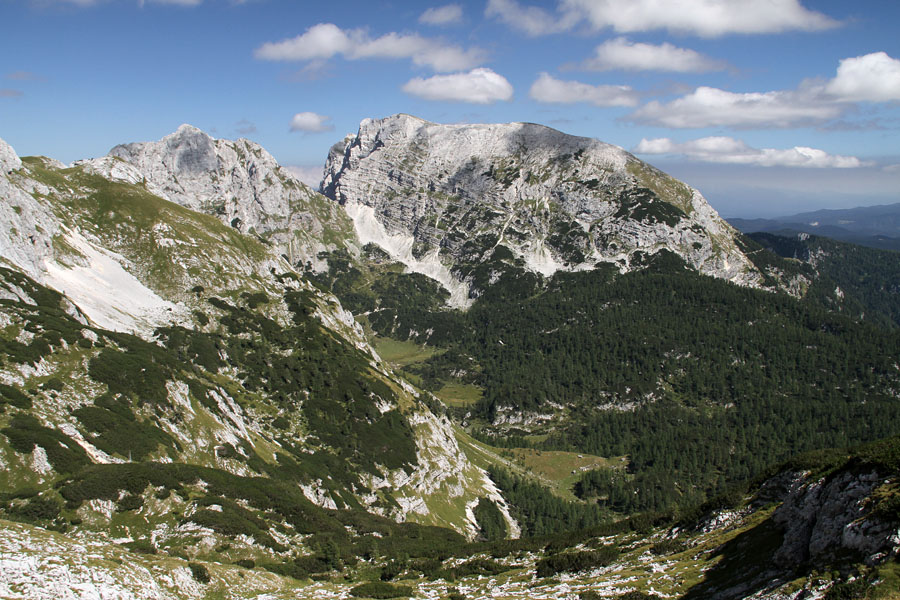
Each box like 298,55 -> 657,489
505,448 -> 623,499
434,383 -> 483,407
374,337 -> 440,367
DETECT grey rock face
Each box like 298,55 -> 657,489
773,470 -> 900,567
107,125 -> 354,269
0,147 -> 60,280
0,136 -> 22,174
322,114 -> 762,304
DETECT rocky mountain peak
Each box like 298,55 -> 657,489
106,126 -> 354,269
0,136 -> 22,174
322,114 -> 762,305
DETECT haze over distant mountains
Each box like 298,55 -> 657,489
729,202 -> 900,250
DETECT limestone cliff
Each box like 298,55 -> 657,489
322,114 -> 762,306
103,125 -> 354,270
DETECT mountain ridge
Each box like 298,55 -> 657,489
321,113 -> 766,306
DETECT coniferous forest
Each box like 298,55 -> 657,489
315,244 -> 900,515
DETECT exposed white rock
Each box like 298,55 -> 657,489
0,162 -> 60,280
344,201 -> 471,307
299,481 -> 340,510
323,114 -> 763,302
0,136 -> 22,173
29,446 -> 53,475
42,228 -> 191,335
73,155 -> 147,186
108,124 -> 355,269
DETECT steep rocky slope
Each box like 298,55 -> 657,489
322,114 -> 764,306
101,124 -> 354,270
0,133 -> 508,555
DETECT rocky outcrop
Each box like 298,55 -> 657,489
773,470 -> 900,567
105,125 -> 354,269
0,147 -> 61,281
0,137 -> 22,174
323,114 -> 762,305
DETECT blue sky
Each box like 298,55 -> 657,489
2,0 -> 899,217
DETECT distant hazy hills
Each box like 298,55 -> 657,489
729,202 -> 900,251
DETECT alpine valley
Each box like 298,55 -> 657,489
1,114 -> 899,600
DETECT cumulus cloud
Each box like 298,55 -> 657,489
485,0 -> 577,36
529,72 -> 639,107
582,37 -> 726,73
402,68 -> 513,104
630,52 -> 900,129
420,4 -> 463,25
487,0 -> 837,37
630,86 -> 841,128
561,0 -> 838,36
633,136 -> 865,168
825,52 -> 900,102
254,23 -> 484,72
284,165 -> 325,188
289,112 -> 333,133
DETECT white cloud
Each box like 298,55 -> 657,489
402,68 -> 513,104
630,86 -> 841,128
582,37 -> 725,73
529,72 -> 639,107
485,0 -> 578,36
560,0 -> 838,37
825,52 -> 900,102
254,23 -> 484,72
0,89 -> 24,98
255,23 -> 352,61
630,52 -> 900,129
289,112 -> 333,133
634,136 -> 865,168
420,4 -> 463,26
284,165 -> 325,188
486,0 -> 837,37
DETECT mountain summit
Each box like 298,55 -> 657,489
322,114 -> 762,305
102,125 -> 353,270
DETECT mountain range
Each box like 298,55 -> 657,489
729,203 -> 900,251
1,116 -> 899,599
